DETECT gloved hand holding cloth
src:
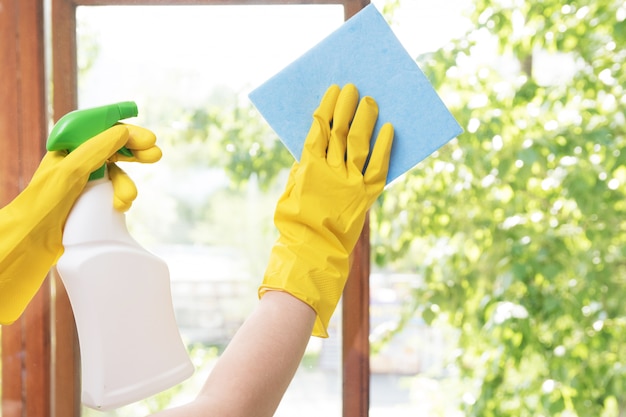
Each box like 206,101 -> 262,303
0,124 -> 161,325
259,83 -> 394,337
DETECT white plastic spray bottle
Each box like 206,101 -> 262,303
47,102 -> 194,410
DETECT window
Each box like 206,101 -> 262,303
1,1 -> 372,416
75,5 -> 345,416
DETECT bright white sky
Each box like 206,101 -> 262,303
77,1 -> 472,112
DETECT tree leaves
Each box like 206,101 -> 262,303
369,0 -> 626,415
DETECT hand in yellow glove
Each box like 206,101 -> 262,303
107,124 -> 162,211
259,84 -> 394,337
0,124 -> 161,325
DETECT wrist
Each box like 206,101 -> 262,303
259,241 -> 350,338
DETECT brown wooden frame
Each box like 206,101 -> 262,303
1,1 -> 50,416
1,1 -> 371,415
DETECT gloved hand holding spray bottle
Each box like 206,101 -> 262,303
47,102 -> 194,410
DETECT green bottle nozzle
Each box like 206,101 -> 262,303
46,101 -> 139,180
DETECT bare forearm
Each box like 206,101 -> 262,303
152,291 -> 315,417
199,291 -> 315,415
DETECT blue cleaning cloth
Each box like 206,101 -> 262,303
249,4 -> 463,184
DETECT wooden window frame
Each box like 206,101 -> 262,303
1,1 -> 50,416
1,1 -> 371,415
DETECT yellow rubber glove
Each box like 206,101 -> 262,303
259,84 -> 394,337
0,124 -> 161,325
108,124 -> 162,211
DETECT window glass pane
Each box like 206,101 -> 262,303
76,5 -> 344,416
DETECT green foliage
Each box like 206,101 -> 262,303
370,0 -> 626,415
175,102 -> 294,191
126,99 -> 288,252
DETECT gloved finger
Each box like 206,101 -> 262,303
363,122 -> 394,187
63,125 -> 129,177
108,162 -> 138,212
124,124 -> 157,150
274,162 -> 300,216
112,146 -> 163,163
283,162 -> 299,193
303,84 -> 341,160
108,124 -> 162,163
347,96 -> 379,175
327,84 -> 359,168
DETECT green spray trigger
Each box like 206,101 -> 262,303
46,101 -> 138,180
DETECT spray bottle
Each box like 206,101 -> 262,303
47,102 -> 194,410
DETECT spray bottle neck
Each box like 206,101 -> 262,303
63,175 -> 137,247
